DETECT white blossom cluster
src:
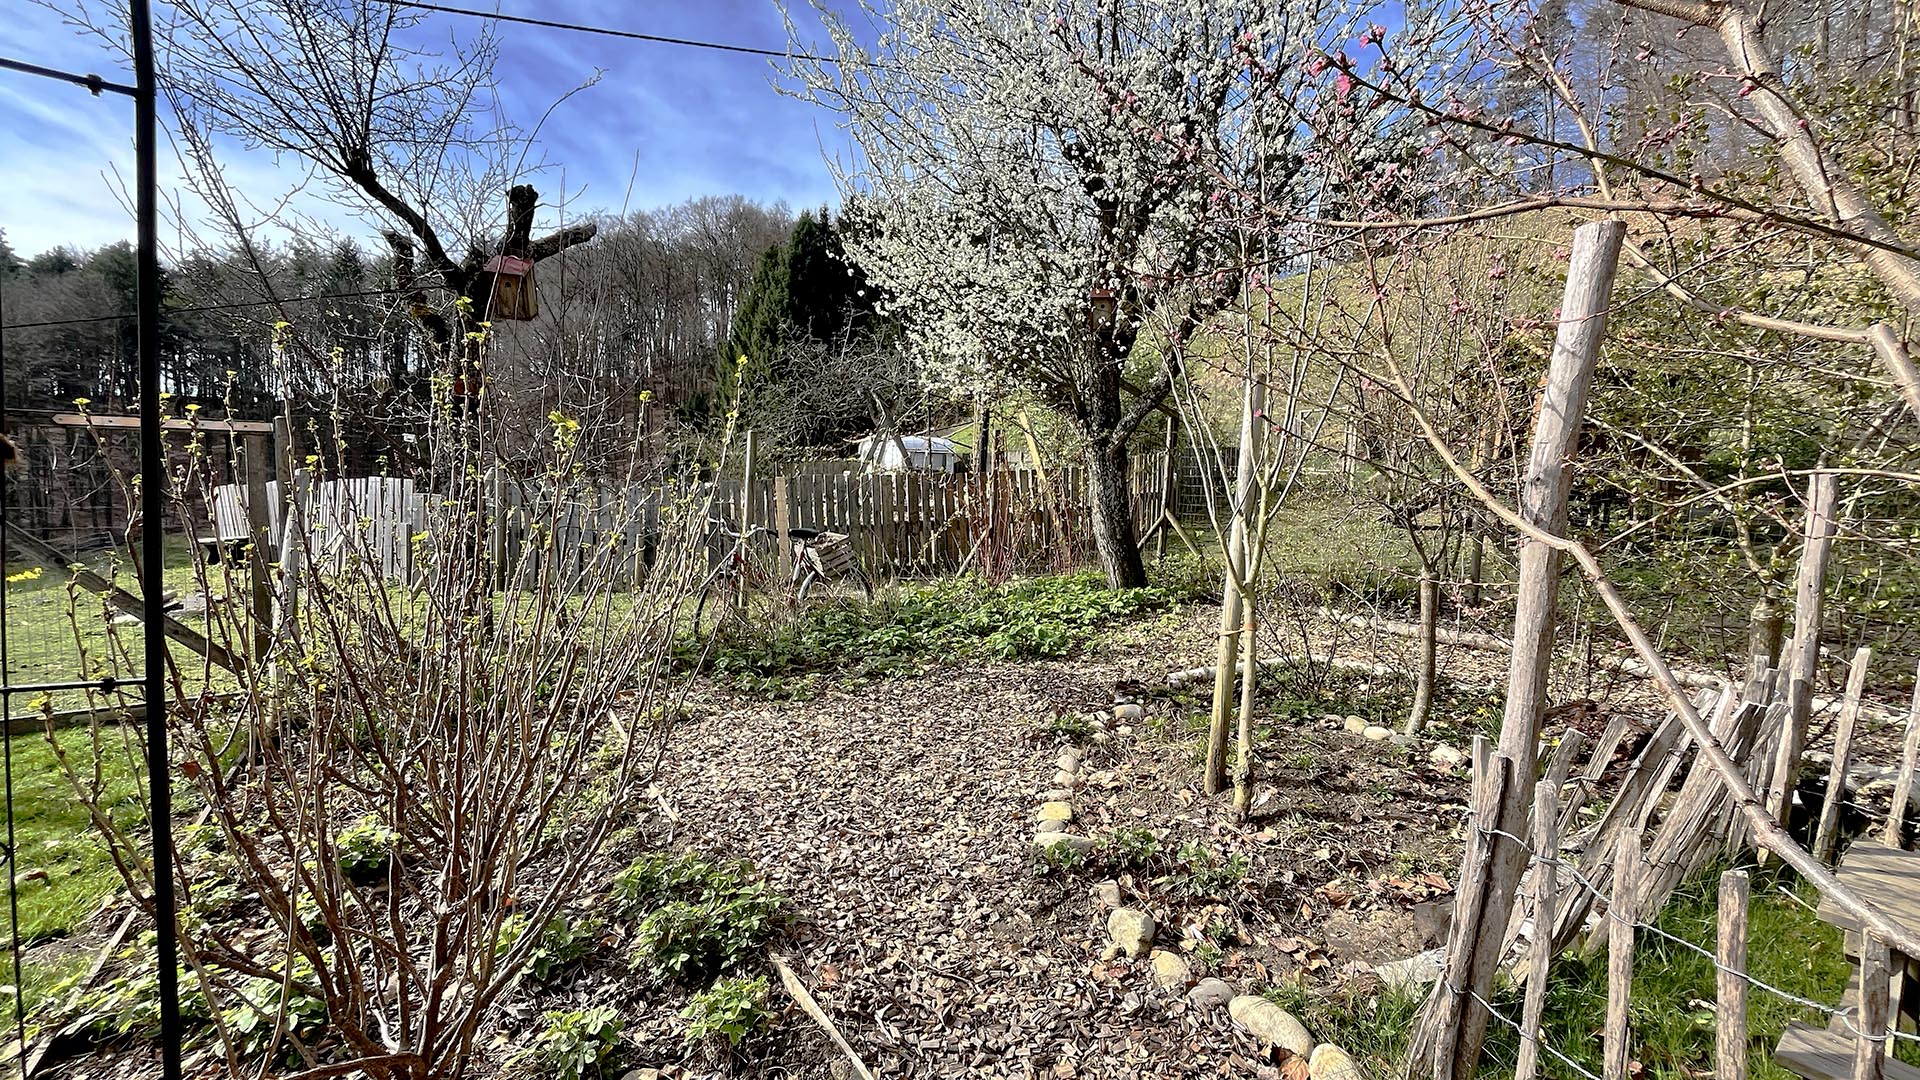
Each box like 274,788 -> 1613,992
783,0 -> 1378,411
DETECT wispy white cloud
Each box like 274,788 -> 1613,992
2,1 -> 853,259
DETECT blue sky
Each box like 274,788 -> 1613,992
1,1 -> 856,259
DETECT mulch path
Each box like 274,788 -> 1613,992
611,632 -> 1479,1079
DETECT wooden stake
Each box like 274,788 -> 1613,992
1717,870 -> 1751,1080
241,433 -> 273,661
1206,378 -> 1264,795
773,475 -> 793,592
1406,571 -> 1440,735
1767,474 -> 1840,843
1516,786 -> 1559,1080
1606,828 -> 1642,1080
1416,219 -> 1625,1080
1884,662 -> 1920,848
740,429 -> 758,531
1426,737 -> 1512,1080
1815,647 -> 1874,864
1857,934 -> 1889,1080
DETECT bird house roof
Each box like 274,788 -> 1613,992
483,254 -> 533,276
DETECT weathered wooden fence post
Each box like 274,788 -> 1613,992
774,473 -> 793,589
1515,786 -> 1558,1080
1814,647 -> 1873,864
240,433 -> 273,661
741,429 -> 758,530
1765,473 -> 1840,846
1427,737 -> 1513,1078
1887,663 -> 1920,847
1605,828 -> 1642,1080
1414,218 -> 1624,1080
270,413 -> 299,635
1858,934 -> 1890,1080
1717,870 -> 1750,1080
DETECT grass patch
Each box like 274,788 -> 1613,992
694,571 -> 1183,690
5,727 -> 146,944
1492,865 -> 1854,1080
1261,980 -> 1428,1078
5,536 -> 229,715
1266,865 -> 1857,1080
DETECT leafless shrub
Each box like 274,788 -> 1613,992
53,369 -> 721,1078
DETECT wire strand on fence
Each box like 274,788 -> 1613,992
1474,820 -> 1920,1047
1446,977 -> 1607,1080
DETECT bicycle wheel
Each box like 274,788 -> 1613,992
693,574 -> 734,637
794,564 -> 823,604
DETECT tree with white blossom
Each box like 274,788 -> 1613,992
784,0 -> 1366,587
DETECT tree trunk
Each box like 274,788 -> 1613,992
1154,416 -> 1176,561
1084,439 -> 1148,589
973,399 -> 993,476
1748,593 -> 1786,669
1406,571 -> 1440,734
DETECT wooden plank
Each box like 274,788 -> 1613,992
7,693 -> 242,735
1607,827 -> 1642,1080
4,524 -> 240,673
1719,871 -> 1751,1080
878,472 -> 896,577
1640,689 -> 1760,912
1816,648 -> 1875,864
774,476 -> 793,589
1815,844 -> 1920,936
1777,1023 -> 1920,1080
237,435 -> 272,657
50,412 -> 275,434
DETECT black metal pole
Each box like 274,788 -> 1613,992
130,3 -> 182,1078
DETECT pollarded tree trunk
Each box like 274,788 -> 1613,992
1085,438 -> 1148,589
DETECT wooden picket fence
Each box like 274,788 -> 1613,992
209,455 -> 1169,586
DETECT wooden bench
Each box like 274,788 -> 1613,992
1778,842 -> 1920,1080
1777,1023 -> 1920,1080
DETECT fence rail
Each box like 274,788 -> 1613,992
209,455 -> 1171,586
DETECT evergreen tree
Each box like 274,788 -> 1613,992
721,209 -> 887,448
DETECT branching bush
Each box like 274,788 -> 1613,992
528,1006 -> 623,1080
52,386 -> 722,1077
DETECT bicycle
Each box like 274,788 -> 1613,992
690,520 -> 875,636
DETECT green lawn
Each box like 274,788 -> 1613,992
1267,865 -> 1866,1080
2,536 -> 223,1021
4,535 -> 233,715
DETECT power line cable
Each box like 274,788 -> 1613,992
387,1 -> 842,64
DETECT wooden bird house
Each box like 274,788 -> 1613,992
482,254 -> 538,321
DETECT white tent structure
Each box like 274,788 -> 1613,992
854,433 -> 962,473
